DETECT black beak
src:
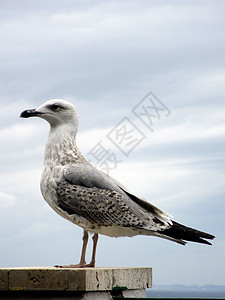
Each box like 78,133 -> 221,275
20,109 -> 42,118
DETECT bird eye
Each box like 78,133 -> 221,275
50,104 -> 61,111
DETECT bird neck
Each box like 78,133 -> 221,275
44,124 -> 87,166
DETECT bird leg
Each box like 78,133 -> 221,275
55,231 -> 98,268
83,233 -> 98,267
78,230 -> 89,266
55,230 -> 88,268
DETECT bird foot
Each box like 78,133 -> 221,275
55,262 -> 95,268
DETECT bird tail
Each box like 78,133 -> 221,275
160,221 -> 215,245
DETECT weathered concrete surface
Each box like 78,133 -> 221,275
0,269 -> 8,290
81,292 -> 113,300
122,288 -> 146,298
0,267 -> 152,292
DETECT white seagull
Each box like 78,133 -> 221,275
20,99 -> 215,268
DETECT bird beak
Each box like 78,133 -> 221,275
20,109 -> 42,118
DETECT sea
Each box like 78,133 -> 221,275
146,285 -> 225,299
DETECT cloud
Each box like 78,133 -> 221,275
0,192 -> 17,209
0,0 -> 224,286
0,1 -> 224,102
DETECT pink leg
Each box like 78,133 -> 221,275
55,231 -> 98,268
84,233 -> 98,267
79,230 -> 89,266
55,230 -> 89,268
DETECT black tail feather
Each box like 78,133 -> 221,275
161,221 -> 215,245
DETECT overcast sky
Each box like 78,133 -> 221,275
0,0 -> 224,287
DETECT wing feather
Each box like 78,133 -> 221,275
57,163 -> 171,230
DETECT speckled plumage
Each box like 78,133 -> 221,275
41,136 -> 172,238
20,99 -> 215,267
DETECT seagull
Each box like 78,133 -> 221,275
20,99 -> 215,268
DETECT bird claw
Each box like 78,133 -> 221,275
54,262 -> 95,268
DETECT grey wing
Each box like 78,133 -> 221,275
56,180 -> 145,228
56,163 -> 171,230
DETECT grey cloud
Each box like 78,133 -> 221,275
0,1 -> 224,103
0,0 -> 224,286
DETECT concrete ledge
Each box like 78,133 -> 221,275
0,267 -> 152,292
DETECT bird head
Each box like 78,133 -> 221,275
20,99 -> 79,129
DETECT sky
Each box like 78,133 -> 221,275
0,0 -> 224,286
